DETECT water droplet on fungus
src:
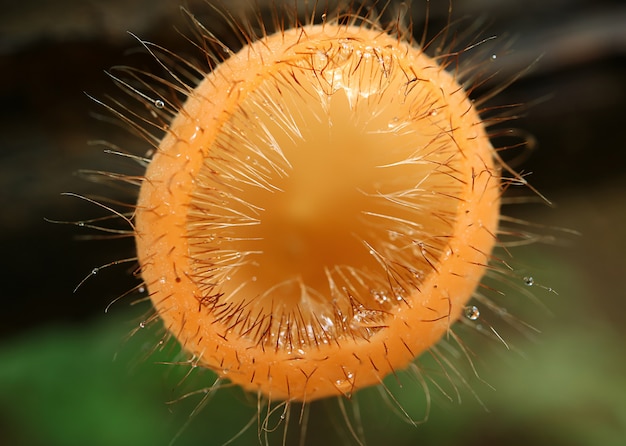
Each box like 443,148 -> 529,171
465,305 -> 481,321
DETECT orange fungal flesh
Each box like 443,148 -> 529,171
135,25 -> 500,401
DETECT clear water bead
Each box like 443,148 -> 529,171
464,305 -> 480,321
523,276 -> 534,286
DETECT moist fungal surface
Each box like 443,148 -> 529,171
135,24 -> 501,401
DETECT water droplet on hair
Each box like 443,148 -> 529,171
491,54 -> 497,61
464,305 -> 480,321
523,276 -> 534,286
335,378 -> 352,393
349,313 -> 363,330
154,99 -> 165,109
412,270 -> 423,281
380,55 -> 391,74
339,41 -> 353,59
139,321 -> 146,329
313,51 -> 328,70
370,289 -> 389,304
387,116 -> 400,129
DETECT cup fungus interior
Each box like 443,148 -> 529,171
135,25 -> 501,401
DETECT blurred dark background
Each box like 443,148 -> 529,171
1,0 -> 624,445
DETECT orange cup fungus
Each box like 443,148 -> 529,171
135,22 -> 500,402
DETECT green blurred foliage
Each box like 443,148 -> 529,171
1,247 -> 624,446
